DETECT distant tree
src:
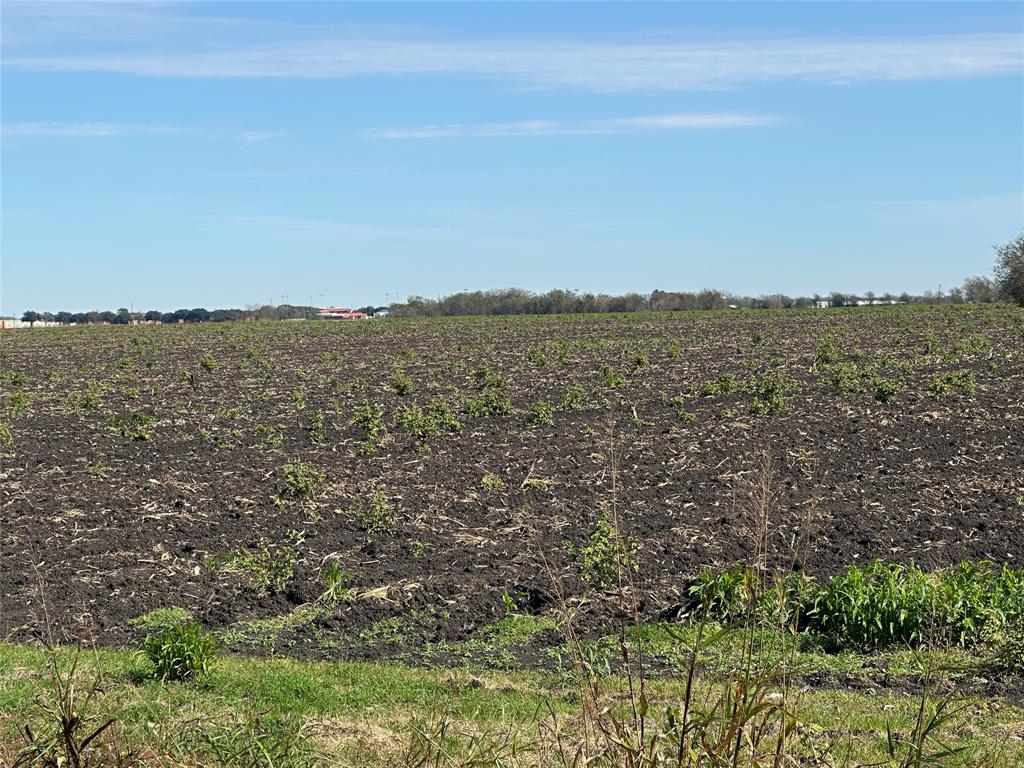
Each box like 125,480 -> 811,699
20,310 -> 41,325
962,276 -> 997,303
113,308 -> 131,325
144,310 -> 162,322
55,311 -> 74,324
994,231 -> 1024,306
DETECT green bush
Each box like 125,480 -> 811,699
927,370 -> 976,398
688,568 -> 752,622
216,538 -> 299,596
523,400 -> 554,427
815,336 -> 844,367
281,461 -> 324,499
560,383 -> 589,411
142,621 -> 219,682
465,390 -> 513,418
822,362 -> 868,394
472,366 -> 507,390
104,409 -> 155,440
748,372 -> 793,416
352,491 -> 398,537
570,513 -> 638,590
685,560 -> 1023,651
394,397 -> 461,447
811,561 -> 934,648
353,402 -> 387,450
390,370 -> 414,395
599,364 -> 626,389
873,377 -> 901,403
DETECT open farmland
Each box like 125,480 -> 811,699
2,306 -> 1023,669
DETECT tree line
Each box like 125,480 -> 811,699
15,233 -> 1023,325
389,233 -> 1022,317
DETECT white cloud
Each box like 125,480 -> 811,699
367,113 -> 781,139
1,4 -> 1019,90
1,121 -> 186,137
241,129 -> 287,143
1,122 -> 285,142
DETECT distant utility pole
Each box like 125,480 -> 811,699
319,293 -> 324,307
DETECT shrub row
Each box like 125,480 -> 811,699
689,560 -> 1024,650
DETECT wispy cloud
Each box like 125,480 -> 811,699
2,5 -> 1019,90
241,129 -> 287,144
367,113 -> 781,139
867,194 -> 1024,220
1,122 -> 285,142
1,121 -> 187,137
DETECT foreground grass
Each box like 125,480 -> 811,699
2,642 -> 1022,767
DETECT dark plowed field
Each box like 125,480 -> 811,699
2,307 -> 1023,663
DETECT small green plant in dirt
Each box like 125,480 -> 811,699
465,390 -> 513,418
394,398 -> 462,447
256,422 -> 285,449
569,511 -> 639,590
390,369 -> 414,395
353,401 -> 387,451
2,370 -> 29,387
527,349 -> 548,368
5,391 -> 31,418
60,380 -> 109,411
748,371 -> 793,416
670,395 -> 697,422
105,409 -> 156,440
822,362 -> 869,394
815,335 -> 844,367
560,383 -> 589,410
631,351 -> 650,369
874,376 -> 902,403
141,620 -> 219,682
927,369 -> 976,398
351,491 -> 399,538
291,389 -> 306,410
308,410 -> 326,443
215,538 -> 300,596
598,364 -> 626,389
697,372 -> 742,397
481,472 -> 504,491
280,461 -> 325,499
0,420 -> 12,450
472,366 -> 507,390
199,353 -> 220,373
523,400 -> 554,427
320,561 -> 356,603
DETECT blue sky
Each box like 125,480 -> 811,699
2,2 -> 1022,313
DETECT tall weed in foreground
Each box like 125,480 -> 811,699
12,574 -> 137,768
524,439 -> 1003,768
